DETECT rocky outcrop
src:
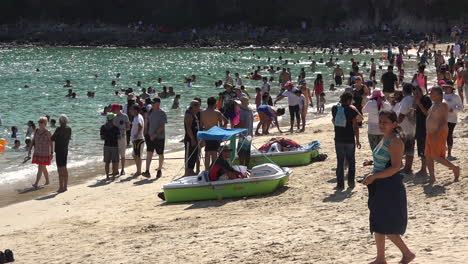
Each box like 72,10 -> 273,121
1,0 -> 466,30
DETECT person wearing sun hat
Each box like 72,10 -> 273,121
363,88 -> 392,151
442,81 -> 463,160
100,113 -> 120,180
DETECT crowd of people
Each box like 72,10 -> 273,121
5,37 -> 467,264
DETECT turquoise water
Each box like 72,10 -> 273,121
0,47 -> 427,186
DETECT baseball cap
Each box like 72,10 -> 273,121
152,97 -> 161,103
110,104 -> 121,111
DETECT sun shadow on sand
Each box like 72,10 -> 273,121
16,186 -> 44,194
87,179 -> 112,188
35,192 -> 59,201
159,186 -> 290,210
133,178 -> 159,186
403,173 -> 429,186
118,175 -> 139,183
423,184 -> 446,197
322,188 -> 355,202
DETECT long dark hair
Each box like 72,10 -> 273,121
379,110 -> 403,138
314,74 -> 323,85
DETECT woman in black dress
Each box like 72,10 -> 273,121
362,111 -> 415,264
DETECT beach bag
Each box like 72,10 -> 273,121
334,104 -> 347,128
4,249 -> 13,262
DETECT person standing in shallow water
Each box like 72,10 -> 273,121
362,110 -> 415,264
51,115 -> 72,193
29,117 -> 53,188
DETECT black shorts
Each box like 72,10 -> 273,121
205,140 -> 220,152
55,150 -> 68,167
289,105 -> 300,121
334,75 -> 342,85
132,139 -> 145,157
146,138 -> 165,155
370,70 -> 376,78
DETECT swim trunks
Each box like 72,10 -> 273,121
55,150 -> 68,167
334,75 -> 342,85
425,128 -> 448,159
132,139 -> 145,157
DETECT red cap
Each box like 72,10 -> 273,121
284,81 -> 294,87
111,104 -> 121,111
437,80 -> 446,86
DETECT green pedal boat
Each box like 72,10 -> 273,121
162,164 -> 291,203
246,148 -> 319,167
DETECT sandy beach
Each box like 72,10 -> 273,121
0,109 -> 467,264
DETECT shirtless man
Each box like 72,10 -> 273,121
279,68 -> 291,87
333,65 -> 344,86
200,97 -> 228,170
425,87 -> 460,184
225,71 -> 233,86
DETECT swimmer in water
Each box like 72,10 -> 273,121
171,95 -> 181,109
64,80 -> 73,87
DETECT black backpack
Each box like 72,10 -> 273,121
0,251 -> 5,263
4,249 -> 13,262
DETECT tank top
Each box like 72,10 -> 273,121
372,136 -> 393,173
416,73 -> 425,88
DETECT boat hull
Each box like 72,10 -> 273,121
164,176 -> 288,203
236,149 -> 319,167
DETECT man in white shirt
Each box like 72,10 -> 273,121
398,84 -> 416,174
130,105 -> 145,177
274,81 -> 301,132
261,77 -> 270,95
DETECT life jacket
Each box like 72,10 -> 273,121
259,138 -> 302,152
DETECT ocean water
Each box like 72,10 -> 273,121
0,47 -> 430,186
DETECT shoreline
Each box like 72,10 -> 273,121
0,108 -> 328,208
0,110 -> 466,263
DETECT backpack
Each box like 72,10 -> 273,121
334,104 -> 347,128
4,249 -> 13,262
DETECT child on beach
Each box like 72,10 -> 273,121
255,87 -> 262,109
319,93 -> 326,113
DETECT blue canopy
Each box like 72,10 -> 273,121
197,126 -> 246,141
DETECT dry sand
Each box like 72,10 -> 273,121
0,111 -> 467,264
